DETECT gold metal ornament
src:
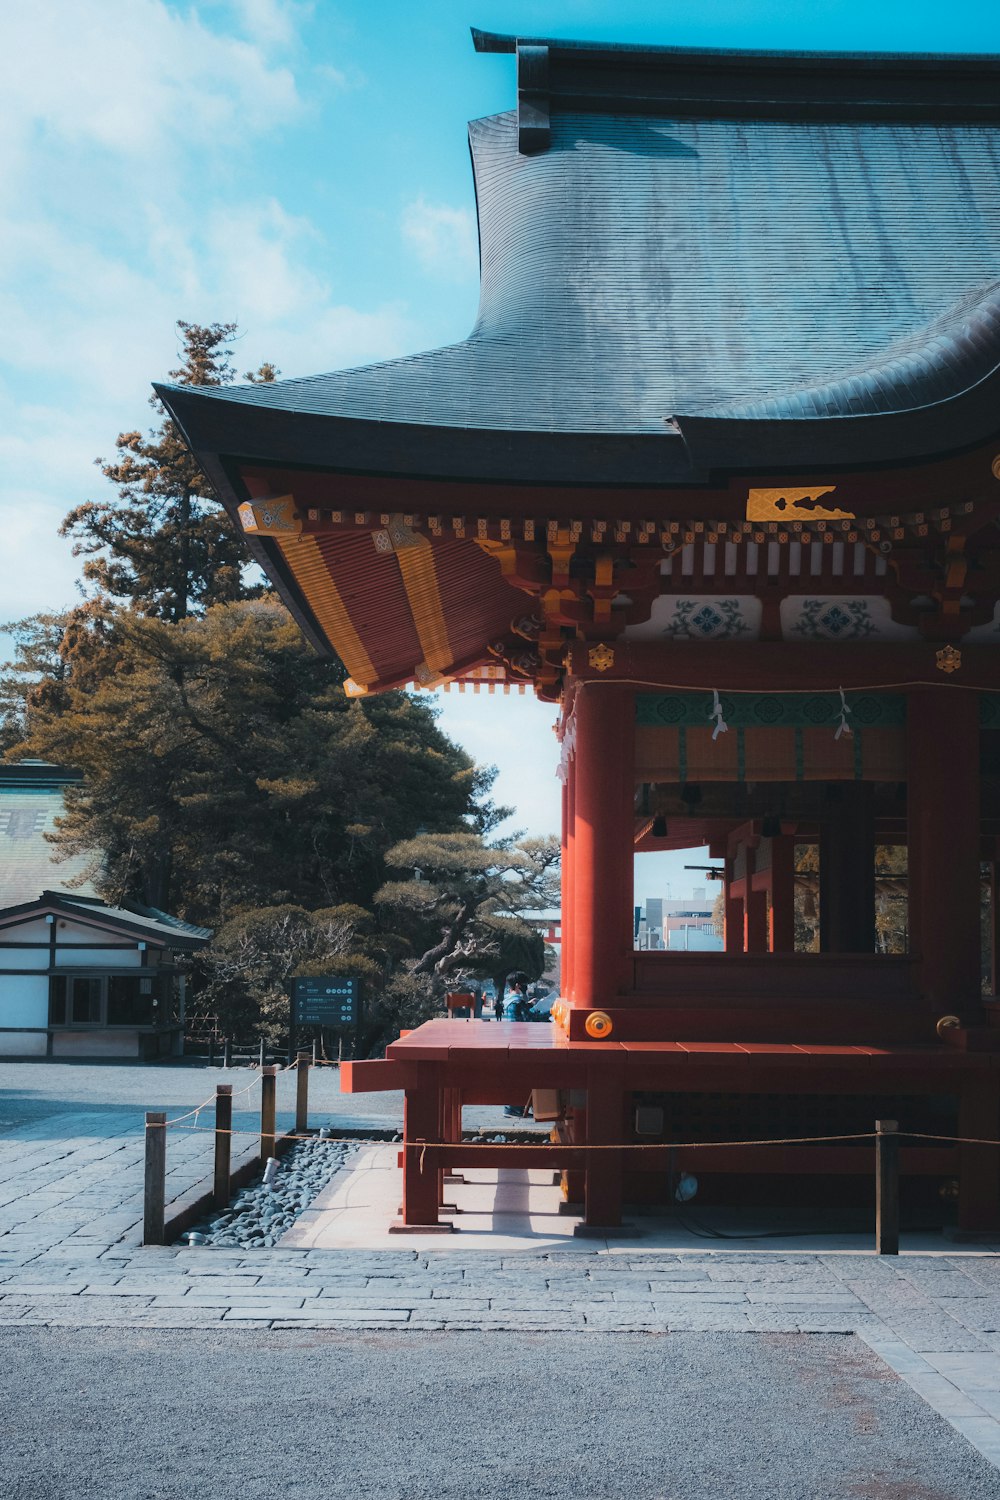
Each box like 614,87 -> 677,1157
935,645 -> 961,674
584,1010 -> 614,1039
588,643 -> 615,673
936,1015 -> 961,1038
746,486 -> 852,522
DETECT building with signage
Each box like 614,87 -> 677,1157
161,30 -> 1000,1231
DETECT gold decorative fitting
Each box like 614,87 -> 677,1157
746,486 -> 852,522
343,678 -> 368,698
585,1011 -> 613,1039
936,645 -> 962,674
588,644 -> 615,673
991,455 -> 1000,480
936,1014 -> 961,1038
237,496 -> 299,534
372,529 -> 393,554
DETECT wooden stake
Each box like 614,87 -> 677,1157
143,1111 -> 166,1246
295,1052 -> 310,1135
214,1085 -> 233,1208
260,1066 -> 277,1162
876,1118 -> 899,1255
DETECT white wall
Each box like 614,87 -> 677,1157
52,1030 -> 139,1058
0,973 -> 48,1027
0,914 -> 52,969
0,1031 -> 47,1056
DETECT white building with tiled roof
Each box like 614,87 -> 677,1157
0,764 -> 210,1059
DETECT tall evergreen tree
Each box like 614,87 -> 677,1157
60,322 -> 276,622
5,599 -> 485,923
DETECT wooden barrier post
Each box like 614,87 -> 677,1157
258,1037 -> 266,1069
260,1065 -> 277,1162
214,1084 -> 233,1207
876,1118 -> 899,1255
295,1051 -> 310,1135
143,1111 -> 167,1246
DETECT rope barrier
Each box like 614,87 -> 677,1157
159,1124 -> 1000,1150
162,1092 -> 219,1127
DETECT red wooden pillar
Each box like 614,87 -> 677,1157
584,1057 -> 625,1227
989,845 -> 1000,998
958,1081 -> 1000,1232
744,887 -> 769,953
908,688 -> 981,1017
724,863 -> 744,954
399,1082 -> 441,1228
769,835 -> 796,953
562,759 -> 576,1000
572,683 -> 634,1007
820,783 -> 876,953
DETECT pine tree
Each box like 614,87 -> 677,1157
6,599 -> 486,922
60,322 -> 276,622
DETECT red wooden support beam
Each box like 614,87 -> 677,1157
958,1082 -> 1000,1232
341,1058 -> 415,1091
572,682 -> 634,1007
908,688 -> 982,1019
583,1056 -> 626,1228
393,1077 -> 453,1232
566,641 -> 1000,691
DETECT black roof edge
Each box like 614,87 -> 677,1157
0,763 -> 83,787
0,891 -> 210,948
157,378 -> 1000,493
471,27 -> 1000,69
473,26 -> 1000,150
154,382 -> 699,488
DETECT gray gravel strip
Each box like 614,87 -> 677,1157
2,1327 -> 998,1500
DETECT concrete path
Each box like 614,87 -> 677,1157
5,1078 -> 1000,1474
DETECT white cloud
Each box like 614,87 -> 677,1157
0,1 -> 299,180
401,198 -> 478,280
227,0 -> 303,49
0,0 -> 422,638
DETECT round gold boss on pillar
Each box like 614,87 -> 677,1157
584,1011 -> 614,1039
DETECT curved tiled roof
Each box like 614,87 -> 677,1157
162,47 -> 1000,482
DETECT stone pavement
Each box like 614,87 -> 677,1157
5,1105 -> 1000,1472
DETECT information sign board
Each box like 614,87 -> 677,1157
292,977 -> 359,1027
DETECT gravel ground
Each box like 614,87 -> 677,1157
1,1328 -> 997,1500
182,1138 -> 357,1248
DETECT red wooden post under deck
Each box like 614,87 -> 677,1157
908,688 -> 981,1017
571,683 -> 634,1007
584,1057 -> 626,1227
399,1083 -> 442,1228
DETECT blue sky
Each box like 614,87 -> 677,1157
2,0 -> 996,901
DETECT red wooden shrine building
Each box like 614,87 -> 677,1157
161,31 -> 1000,1233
